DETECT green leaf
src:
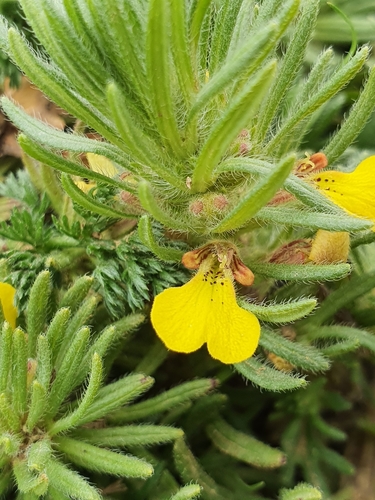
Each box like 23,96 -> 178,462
61,173 -> 134,219
240,298 -> 317,323
188,21 -> 279,120
78,374 -> 154,426
255,0 -> 320,143
247,262 -> 351,281
12,328 -> 28,414
235,357 -> 307,391
138,181 -> 188,230
256,206 -> 372,232
266,46 -> 369,153
6,28 -> 120,147
109,379 -> 218,424
324,65 -> 375,163
47,326 -> 90,418
56,296 -> 99,369
173,437 -> 228,500
307,272 -> 375,326
60,276 -> 93,312
146,0 -> 183,156
308,325 -> 375,355
170,484 -> 202,500
0,322 -> 13,393
49,354 -> 103,436
18,134 -> 133,189
207,417 -> 286,468
26,381 -> 46,432
212,154 -> 295,232
259,328 -> 330,373
45,457 -> 102,500
138,215 -> 185,261
279,483 -> 322,500
192,60 -> 277,192
26,270 -> 51,358
45,308 -> 71,365
73,424 -> 183,447
57,436 -> 154,478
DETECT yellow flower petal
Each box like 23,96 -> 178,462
86,153 -> 118,177
150,265 -> 260,364
310,156 -> 375,222
0,282 -> 17,329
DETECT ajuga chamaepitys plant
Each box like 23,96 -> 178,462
0,0 -> 375,498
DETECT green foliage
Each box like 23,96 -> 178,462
0,0 -> 374,499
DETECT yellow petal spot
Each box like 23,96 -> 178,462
310,156 -> 375,223
0,283 -> 17,329
150,260 -> 260,364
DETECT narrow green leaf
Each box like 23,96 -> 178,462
324,65 -> 375,163
7,28 -> 121,147
73,424 -> 183,447
255,0 -> 320,143
216,158 -> 345,215
308,325 -> 375,355
192,60 -> 277,192
235,357 -> 307,391
308,272 -> 375,326
255,206 -> 371,232
170,484 -> 202,500
18,134 -> 133,188
57,436 -> 153,478
213,154 -> 295,232
318,445 -> 354,475
60,277 -> 93,312
47,326 -> 90,418
321,338 -> 360,357
146,0 -> 183,156
27,439 -> 52,474
78,374 -> 154,426
0,322 -> 13,392
109,379 -> 217,424
173,437 -> 228,500
312,416 -> 346,441
61,174 -> 134,219
247,262 -> 351,282
40,164 -> 65,215
207,417 -> 286,468
135,338 -> 168,376
49,354 -> 103,436
13,458 -> 48,495
45,457 -> 101,500
56,296 -> 98,369
266,46 -> 369,153
26,270 -> 51,358
169,0 -> 195,105
0,393 -> 20,432
26,381 -> 47,432
240,298 -> 317,323
188,22 -> 279,120
45,308 -> 71,365
189,0 -> 212,60
138,215 -> 184,261
279,483 -> 322,500
36,335 -> 52,391
106,83 -> 159,163
12,328 -> 28,414
138,182 -> 188,230
259,328 -> 330,372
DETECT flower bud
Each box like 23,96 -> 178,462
309,230 -> 349,264
268,240 -> 312,265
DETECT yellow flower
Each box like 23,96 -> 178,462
0,282 -> 17,329
150,243 -> 260,364
309,156 -> 375,224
